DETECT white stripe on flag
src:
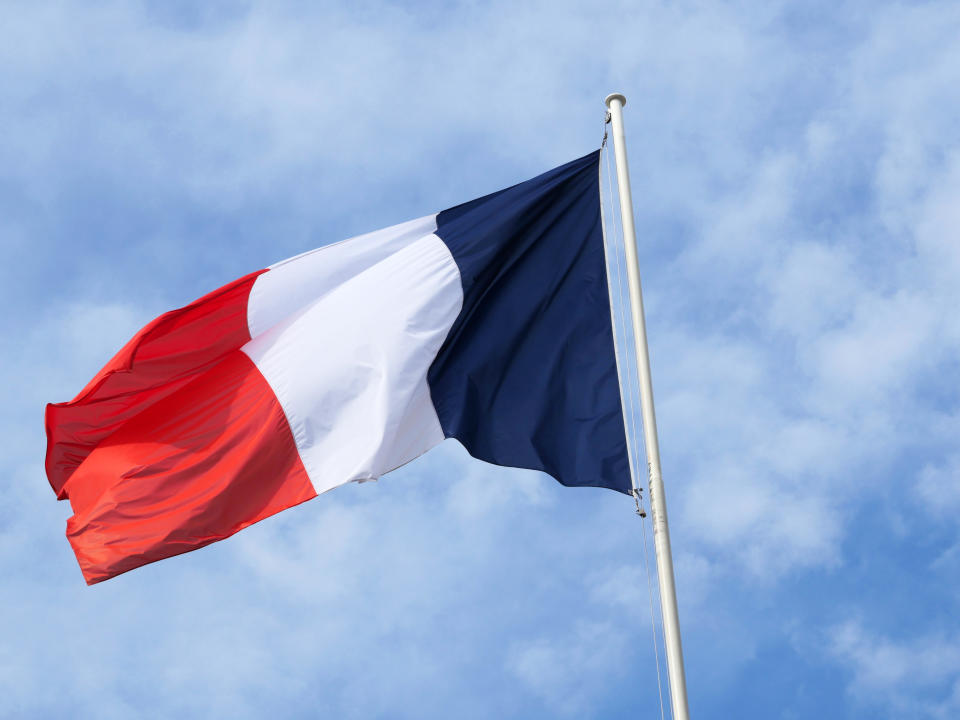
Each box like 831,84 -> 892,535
242,224 -> 462,493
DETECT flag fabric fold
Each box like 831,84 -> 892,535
45,150 -> 631,584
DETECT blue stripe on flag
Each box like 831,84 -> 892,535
428,151 -> 631,494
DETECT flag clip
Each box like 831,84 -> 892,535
632,488 -> 647,518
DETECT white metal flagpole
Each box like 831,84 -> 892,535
604,92 -> 691,720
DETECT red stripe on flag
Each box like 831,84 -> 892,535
45,270 -> 266,499
63,349 -> 316,585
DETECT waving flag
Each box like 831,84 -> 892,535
45,150 -> 630,584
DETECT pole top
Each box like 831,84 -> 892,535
604,93 -> 627,109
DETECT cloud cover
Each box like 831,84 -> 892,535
2,0 -> 959,717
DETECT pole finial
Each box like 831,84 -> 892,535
604,93 -> 627,109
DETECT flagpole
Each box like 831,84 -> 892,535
604,93 -> 691,720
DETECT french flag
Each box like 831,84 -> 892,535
45,150 -> 631,584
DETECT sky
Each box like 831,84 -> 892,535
1,0 -> 959,718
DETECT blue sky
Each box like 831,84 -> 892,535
2,1 -> 959,718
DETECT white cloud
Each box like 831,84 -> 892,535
829,620 -> 960,719
507,621 -> 629,717
916,455 -> 960,517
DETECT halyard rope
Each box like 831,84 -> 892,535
602,124 -> 668,720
